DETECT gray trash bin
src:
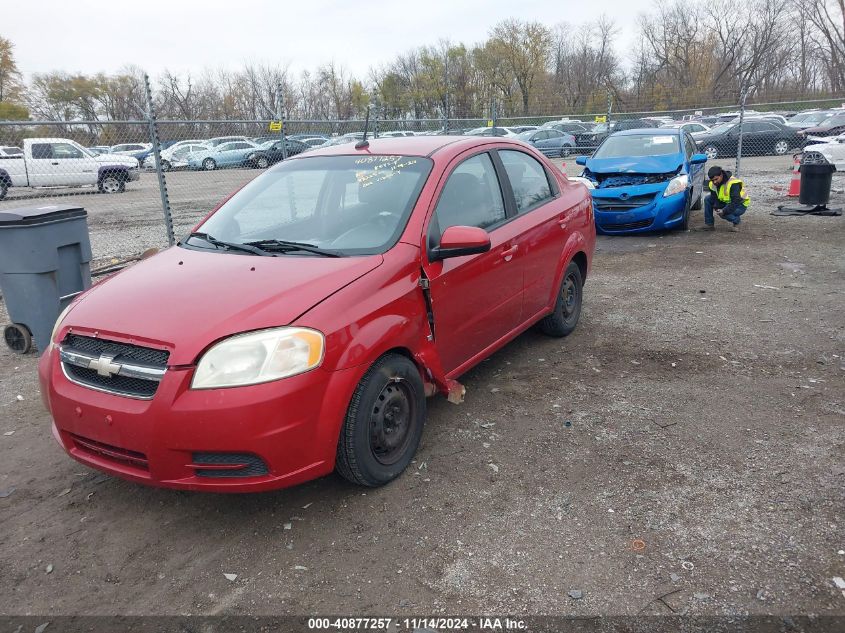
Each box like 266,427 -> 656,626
0,204 -> 92,354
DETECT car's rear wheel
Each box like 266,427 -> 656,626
539,261 -> 583,337
0,180 -> 8,200
202,158 -> 216,171
773,139 -> 790,155
703,145 -> 719,160
680,193 -> 692,230
559,146 -> 571,158
336,353 -> 426,487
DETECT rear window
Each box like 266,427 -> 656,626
594,134 -> 681,158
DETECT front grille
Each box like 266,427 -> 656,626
594,194 -> 656,211
61,334 -> 168,399
192,453 -> 270,478
64,334 -> 169,366
64,364 -> 159,398
70,433 -> 149,470
602,219 -> 654,231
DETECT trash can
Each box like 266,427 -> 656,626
799,161 -> 837,207
0,204 -> 92,354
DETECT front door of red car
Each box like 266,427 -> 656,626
422,151 -> 523,376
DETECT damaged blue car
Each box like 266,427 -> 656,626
576,128 -> 708,234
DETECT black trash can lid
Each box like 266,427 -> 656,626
0,204 -> 87,227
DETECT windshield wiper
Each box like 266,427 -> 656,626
242,239 -> 341,257
185,232 -> 272,256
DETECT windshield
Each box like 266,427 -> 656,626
593,134 -> 681,158
194,155 -> 433,256
516,131 -> 534,140
819,114 -> 845,127
708,123 -> 735,135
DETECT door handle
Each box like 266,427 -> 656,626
51,161 -> 59,165
501,245 -> 518,261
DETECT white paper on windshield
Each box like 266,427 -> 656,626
652,136 -> 675,144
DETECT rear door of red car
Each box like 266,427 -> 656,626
492,148 -> 574,320
421,150 -> 524,376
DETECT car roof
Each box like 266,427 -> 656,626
286,135 -> 528,159
613,128 -> 683,137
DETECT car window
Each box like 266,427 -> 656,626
31,144 -> 52,159
218,143 -> 235,151
52,143 -> 84,159
683,134 -> 696,158
546,130 -> 563,139
498,150 -> 553,213
432,153 -> 506,236
231,143 -> 251,149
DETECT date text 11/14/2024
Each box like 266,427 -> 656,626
306,617 -> 527,630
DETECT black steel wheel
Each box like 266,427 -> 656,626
538,261 -> 583,337
336,353 -> 426,486
4,323 -> 32,354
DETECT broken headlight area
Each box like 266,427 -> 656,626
586,171 -> 680,189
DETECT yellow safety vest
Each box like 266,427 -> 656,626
709,177 -> 750,207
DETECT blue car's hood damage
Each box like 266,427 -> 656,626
582,153 -> 685,189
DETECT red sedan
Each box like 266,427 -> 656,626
39,136 -> 595,492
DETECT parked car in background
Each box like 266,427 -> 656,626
0,138 -> 139,199
86,146 -> 111,156
205,136 -> 252,147
516,128 -> 576,157
380,131 -> 417,138
787,110 -> 833,129
299,137 -> 330,147
187,140 -> 260,171
464,126 -> 520,137
695,120 -> 803,159
244,139 -> 309,168
543,121 -> 594,136
144,142 -> 210,171
40,135 -> 595,492
0,146 -> 22,157
802,134 -> 845,170
576,128 -> 707,234
660,121 -> 711,136
288,134 -> 330,143
797,112 -> 845,140
110,143 -> 152,162
508,125 -> 539,134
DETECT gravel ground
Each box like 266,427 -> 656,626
0,156 -> 843,621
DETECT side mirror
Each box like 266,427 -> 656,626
690,153 -> 708,164
430,226 -> 491,261
576,156 -> 588,166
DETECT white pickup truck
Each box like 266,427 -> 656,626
0,138 -> 140,200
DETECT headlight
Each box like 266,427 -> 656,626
663,174 -> 689,197
51,303 -> 75,345
247,153 -> 256,160
191,327 -> 325,389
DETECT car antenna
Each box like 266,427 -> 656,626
355,106 -> 371,149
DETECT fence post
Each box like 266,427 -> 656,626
276,82 -> 288,161
606,88 -> 613,124
373,97 -> 381,139
735,88 -> 748,177
143,73 -> 175,247
491,99 -> 498,128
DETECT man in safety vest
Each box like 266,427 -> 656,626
702,166 -> 750,232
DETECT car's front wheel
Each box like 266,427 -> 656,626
539,261 -> 583,337
336,353 -> 426,487
98,174 -> 125,194
202,158 -> 216,171
560,145 -> 571,158
256,155 -> 269,169
703,145 -> 719,160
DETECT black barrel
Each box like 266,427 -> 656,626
799,162 -> 836,206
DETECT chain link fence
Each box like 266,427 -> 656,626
1,93 -> 843,264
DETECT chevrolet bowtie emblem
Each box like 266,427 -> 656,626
88,354 -> 121,377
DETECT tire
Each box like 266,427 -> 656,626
161,160 -> 171,171
336,353 -> 426,487
202,158 -> 216,171
98,173 -> 125,194
691,189 -> 702,210
256,155 -> 269,169
0,180 -> 8,201
559,146 -> 571,158
773,139 -> 790,155
4,323 -> 32,354
703,145 -> 719,160
539,261 -> 583,337
680,193 -> 691,231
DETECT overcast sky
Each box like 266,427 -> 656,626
5,0 -> 644,81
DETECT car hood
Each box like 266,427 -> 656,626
61,246 -> 384,365
94,154 -> 137,167
585,154 -> 685,175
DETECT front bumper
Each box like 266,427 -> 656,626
38,344 -> 362,492
591,183 -> 687,234
126,167 -> 141,182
